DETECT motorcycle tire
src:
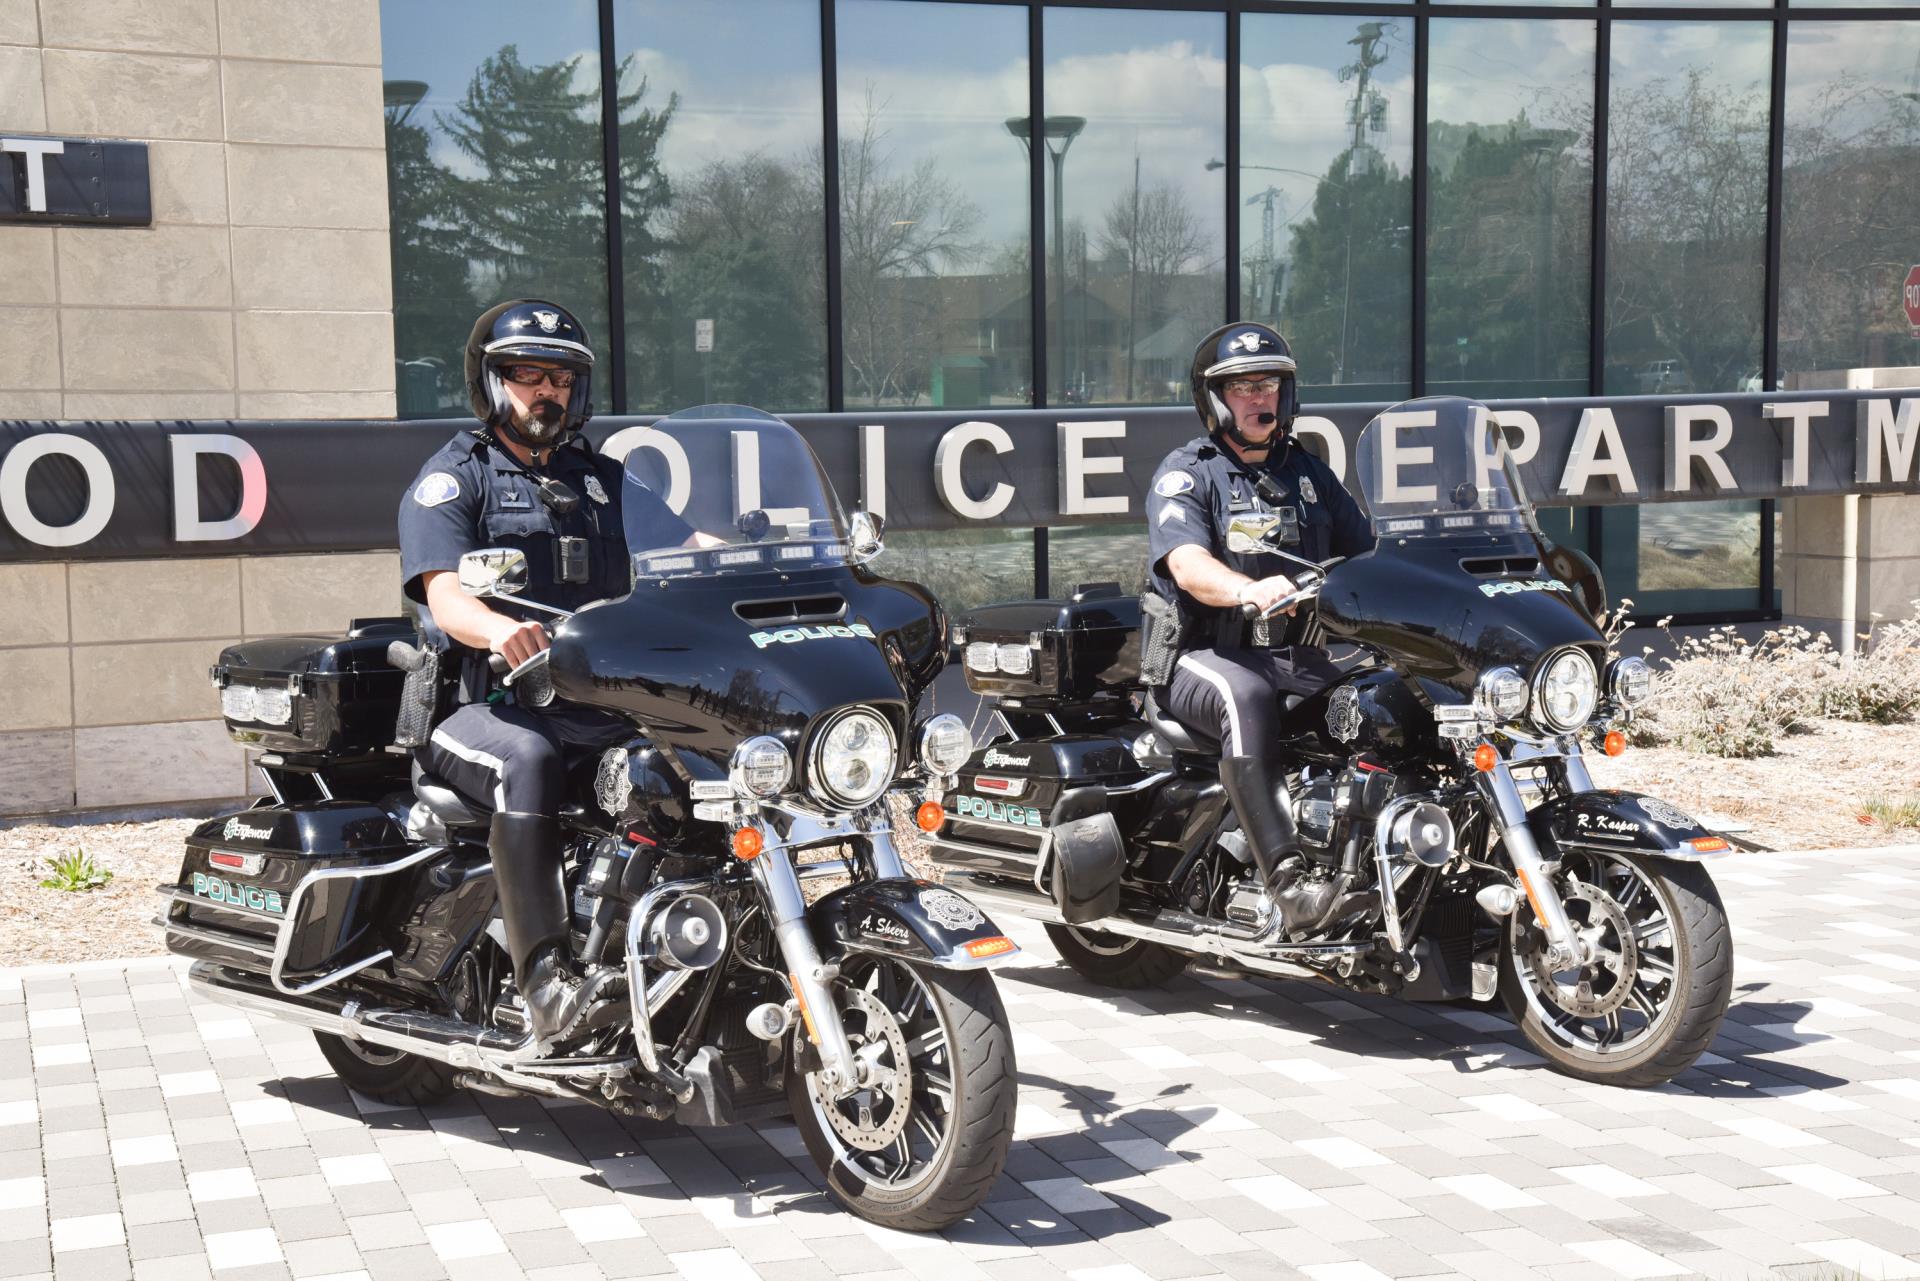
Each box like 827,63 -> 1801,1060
788,961 -> 1016,1232
1497,853 -> 1732,1089
1045,924 -> 1187,990
313,1031 -> 459,1107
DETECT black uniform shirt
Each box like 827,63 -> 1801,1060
400,429 -> 691,612
1146,432 -> 1374,649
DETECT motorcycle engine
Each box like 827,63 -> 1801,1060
1290,772 -> 1344,865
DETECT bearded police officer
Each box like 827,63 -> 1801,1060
1144,323 -> 1375,927
399,298 -> 704,1047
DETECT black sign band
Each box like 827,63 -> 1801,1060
1,391 -> 1916,561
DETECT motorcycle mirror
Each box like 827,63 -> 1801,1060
848,510 -> 885,565
457,547 -> 530,599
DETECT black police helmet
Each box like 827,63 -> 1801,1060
464,299 -> 595,447
1189,322 -> 1299,441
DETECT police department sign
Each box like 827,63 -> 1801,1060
0,392 -> 1917,559
0,134 -> 151,226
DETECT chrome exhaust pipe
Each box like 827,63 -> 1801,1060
186,962 -> 642,1079
945,874 -> 1365,983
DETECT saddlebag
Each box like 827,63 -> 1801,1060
927,735 -> 1142,923
159,801 -> 418,977
211,619 -> 414,760
956,586 -> 1142,706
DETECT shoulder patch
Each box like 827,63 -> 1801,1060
1154,470 -> 1195,498
412,472 -> 461,508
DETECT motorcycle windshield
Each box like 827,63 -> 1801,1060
1353,397 -> 1536,539
621,404 -> 850,580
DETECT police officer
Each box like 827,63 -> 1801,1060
399,298 -> 701,1047
1145,322 -> 1374,922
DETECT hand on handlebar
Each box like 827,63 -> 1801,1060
1238,574 -> 1300,617
489,618 -> 550,668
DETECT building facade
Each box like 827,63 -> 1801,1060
2,0 -> 1918,815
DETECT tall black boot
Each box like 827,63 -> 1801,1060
1217,757 -> 1300,902
489,812 -> 616,1047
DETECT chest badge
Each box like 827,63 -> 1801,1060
1300,477 -> 1318,504
498,490 -> 530,509
584,476 -> 610,505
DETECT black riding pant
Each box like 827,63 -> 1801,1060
420,701 -> 626,818
1163,646 -> 1342,757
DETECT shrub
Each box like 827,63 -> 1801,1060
1625,598 -> 1920,758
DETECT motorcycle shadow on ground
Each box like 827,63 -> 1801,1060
999,963 -> 1854,1103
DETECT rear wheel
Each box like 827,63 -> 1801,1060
314,1032 -> 459,1106
1045,924 -> 1187,989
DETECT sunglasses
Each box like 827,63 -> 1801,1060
500,364 -> 577,389
1223,376 -> 1283,397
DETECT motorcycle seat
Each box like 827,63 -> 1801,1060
1143,689 -> 1217,757
410,761 -> 487,829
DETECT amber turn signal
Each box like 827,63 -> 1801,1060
1689,836 -> 1730,853
1602,730 -> 1627,757
964,936 -> 1016,959
1472,743 -> 1499,772
916,801 -> 945,832
731,827 -> 764,860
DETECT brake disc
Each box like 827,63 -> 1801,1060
809,985 -> 913,1152
1523,879 -> 1639,1019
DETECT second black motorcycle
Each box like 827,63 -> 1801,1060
927,396 -> 1733,1088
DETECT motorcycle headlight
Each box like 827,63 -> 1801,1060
918,714 -> 972,777
809,708 -> 896,809
1532,649 -> 1599,733
1608,656 -> 1654,709
730,736 -> 792,799
1475,666 -> 1529,722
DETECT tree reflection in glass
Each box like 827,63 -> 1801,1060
1780,21 -> 1920,381
1240,15 -> 1413,403
1043,7 -> 1226,407
836,0 -> 1027,409
1425,20 -> 1594,400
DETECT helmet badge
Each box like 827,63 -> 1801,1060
1228,331 -> 1265,354
532,310 -> 561,334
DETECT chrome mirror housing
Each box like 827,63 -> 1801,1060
457,548 -> 530,598
848,510 -> 885,565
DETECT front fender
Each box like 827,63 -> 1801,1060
810,878 -> 1021,970
1528,789 -> 1732,861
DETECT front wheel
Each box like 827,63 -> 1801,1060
1044,924 -> 1187,989
1498,850 -> 1732,1088
787,956 -> 1016,1231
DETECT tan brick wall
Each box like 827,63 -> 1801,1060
0,0 -> 394,423
0,550 -> 404,816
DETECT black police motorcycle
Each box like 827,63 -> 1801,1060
929,397 -> 1733,1088
157,406 -> 1018,1230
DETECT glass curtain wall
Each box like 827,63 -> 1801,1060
610,0 -> 827,413
836,1 -> 1032,409
1605,23 -> 1773,610
1426,19 -> 1595,400
1041,7 -> 1226,407
381,0 -> 613,419
1779,21 -> 1920,382
1241,14 -> 1414,402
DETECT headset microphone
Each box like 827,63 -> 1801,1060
1255,412 -> 1277,424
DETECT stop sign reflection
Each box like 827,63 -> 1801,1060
1905,264 -> 1920,336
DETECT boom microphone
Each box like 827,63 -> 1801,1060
1254,412 -> 1277,424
